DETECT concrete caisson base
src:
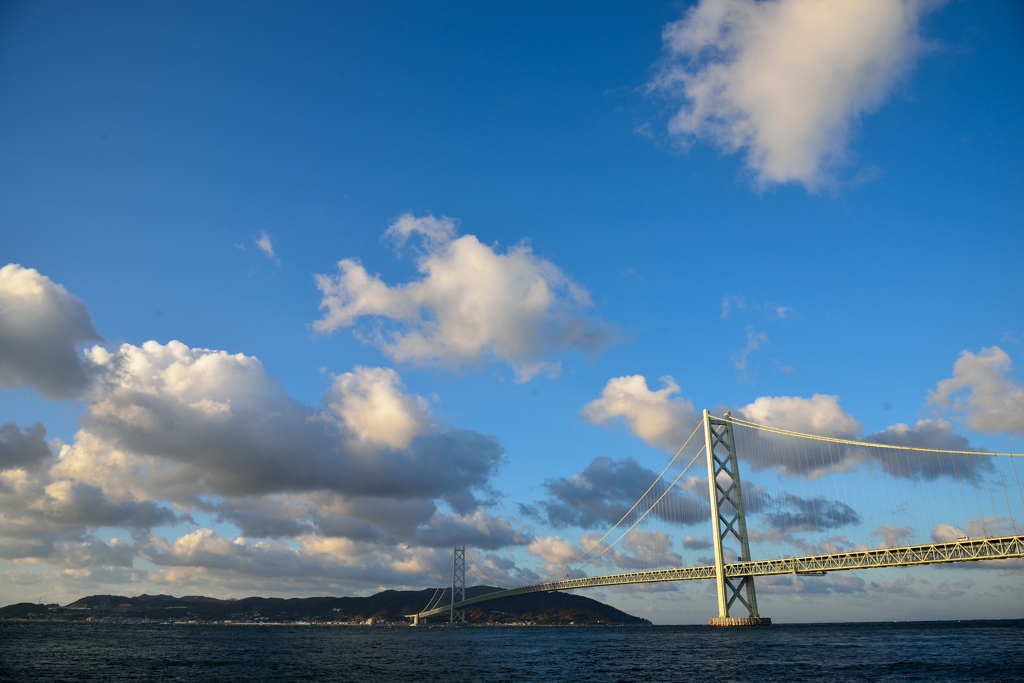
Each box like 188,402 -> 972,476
708,616 -> 772,627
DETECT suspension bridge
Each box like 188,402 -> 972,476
409,411 -> 1024,626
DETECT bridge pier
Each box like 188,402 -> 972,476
708,616 -> 772,627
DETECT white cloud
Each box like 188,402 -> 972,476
737,394 -> 862,438
326,367 -> 432,451
928,346 -> 1024,436
651,0 -> 941,190
55,340 -> 504,511
0,267 -> 540,602
527,536 -> 582,566
0,337 -> 522,594
312,213 -> 620,382
581,375 -> 698,452
254,231 -> 278,262
0,264 -> 102,398
931,522 -> 963,543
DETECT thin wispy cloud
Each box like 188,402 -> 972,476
254,231 -> 279,263
721,295 -> 794,320
733,325 -> 769,383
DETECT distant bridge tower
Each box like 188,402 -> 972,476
450,546 -> 466,624
703,410 -> 770,627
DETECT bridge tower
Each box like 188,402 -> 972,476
450,546 -> 466,624
703,410 -> 770,627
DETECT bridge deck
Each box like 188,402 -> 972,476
410,534 -> 1024,619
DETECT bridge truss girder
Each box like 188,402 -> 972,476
409,535 -> 1024,619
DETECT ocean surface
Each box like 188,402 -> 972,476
1,620 -> 1022,682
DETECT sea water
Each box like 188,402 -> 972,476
1,620 -> 1021,681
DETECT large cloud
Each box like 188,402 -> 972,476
56,343 -> 503,510
928,347 -> 1024,437
651,0 -> 941,190
312,214 -> 620,382
581,375 -> 699,452
0,264 -> 102,398
0,343 -> 527,600
0,265 -> 539,603
0,450 -> 182,565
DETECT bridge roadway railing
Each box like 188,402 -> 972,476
409,534 -> 1024,619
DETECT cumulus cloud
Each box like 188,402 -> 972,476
735,396 -> 991,480
738,394 -> 862,438
762,492 -> 861,533
0,264 -> 102,398
0,266 -> 538,602
57,342 -> 502,510
0,451 -> 182,568
139,528 -> 456,591
0,422 -> 52,471
528,536 -> 583,566
312,213 -> 620,382
581,373 -> 995,486
581,375 -> 699,452
932,517 -> 1017,543
325,366 -> 432,451
411,509 -> 531,550
537,456 -> 710,529
928,347 -> 1024,436
682,535 -> 711,550
580,382 -> 857,465
868,418 -> 972,450
651,0 -> 942,190
579,530 -> 683,571
872,524 -> 914,548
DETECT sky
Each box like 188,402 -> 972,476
1,0 -> 1023,624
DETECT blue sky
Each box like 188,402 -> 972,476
1,0 -> 1022,623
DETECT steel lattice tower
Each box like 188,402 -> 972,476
450,546 -> 466,624
704,410 -> 768,625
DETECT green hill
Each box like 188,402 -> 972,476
0,587 -> 649,625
